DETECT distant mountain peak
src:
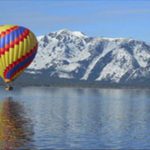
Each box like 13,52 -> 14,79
52,29 -> 87,38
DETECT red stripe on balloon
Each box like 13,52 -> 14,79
0,29 -> 30,56
4,44 -> 38,79
0,26 -> 19,38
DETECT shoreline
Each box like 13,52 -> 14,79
1,83 -> 150,90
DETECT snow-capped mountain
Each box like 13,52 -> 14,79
24,29 -> 150,85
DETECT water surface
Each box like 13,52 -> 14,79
0,87 -> 150,149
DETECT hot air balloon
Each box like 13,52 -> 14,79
0,25 -> 38,90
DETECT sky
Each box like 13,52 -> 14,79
0,0 -> 150,42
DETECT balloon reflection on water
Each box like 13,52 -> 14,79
0,97 -> 33,150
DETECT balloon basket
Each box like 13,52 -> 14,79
5,85 -> 13,91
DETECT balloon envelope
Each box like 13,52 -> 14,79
0,25 -> 38,83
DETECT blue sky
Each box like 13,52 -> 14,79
0,0 -> 150,42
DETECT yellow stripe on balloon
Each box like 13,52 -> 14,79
0,57 -> 4,77
13,42 -> 19,62
0,25 -> 15,33
26,35 -> 30,54
1,55 -> 6,71
0,62 -> 3,78
23,36 -> 27,56
30,32 -> 34,48
5,51 -> 9,67
18,39 -> 24,60
9,47 -> 14,67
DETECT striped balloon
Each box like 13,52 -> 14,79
0,25 -> 38,83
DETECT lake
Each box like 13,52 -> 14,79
0,87 -> 150,149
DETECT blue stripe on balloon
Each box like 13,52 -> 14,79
0,27 -> 25,48
6,50 -> 36,79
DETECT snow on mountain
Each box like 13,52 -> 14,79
27,29 -> 150,84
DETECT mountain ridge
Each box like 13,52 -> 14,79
27,29 -> 150,85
